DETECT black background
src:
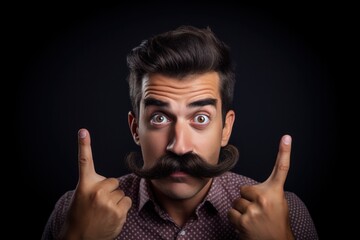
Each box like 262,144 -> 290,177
14,3 -> 339,239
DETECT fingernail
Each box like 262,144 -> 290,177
283,135 -> 292,145
78,129 -> 87,139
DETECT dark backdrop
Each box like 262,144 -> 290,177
15,3 -> 339,239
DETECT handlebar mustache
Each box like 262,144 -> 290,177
126,144 -> 239,179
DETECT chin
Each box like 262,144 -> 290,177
152,177 -> 210,200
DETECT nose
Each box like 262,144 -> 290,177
166,120 -> 193,155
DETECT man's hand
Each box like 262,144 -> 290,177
59,128 -> 132,240
228,135 -> 295,240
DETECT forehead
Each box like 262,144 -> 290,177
141,72 -> 221,102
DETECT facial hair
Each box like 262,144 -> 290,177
126,144 -> 239,179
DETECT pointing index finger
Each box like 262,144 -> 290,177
78,128 -> 96,182
266,134 -> 292,187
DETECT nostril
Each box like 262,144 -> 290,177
166,122 -> 193,155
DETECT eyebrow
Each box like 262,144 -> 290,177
144,98 -> 169,108
144,97 -> 217,109
188,98 -> 217,108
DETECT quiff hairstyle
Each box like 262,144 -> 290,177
126,25 -> 235,123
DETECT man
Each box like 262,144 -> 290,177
42,26 -> 318,239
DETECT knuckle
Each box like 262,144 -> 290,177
239,185 -> 249,192
245,204 -> 259,217
117,189 -> 125,197
116,196 -> 132,214
227,208 -> 238,221
123,196 -> 132,208
106,177 -> 120,187
91,187 -> 105,200
239,215 -> 249,228
278,163 -> 290,171
78,156 -> 87,164
256,195 -> 268,206
231,199 -> 241,210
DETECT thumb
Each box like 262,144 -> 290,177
265,134 -> 292,188
77,128 -> 97,183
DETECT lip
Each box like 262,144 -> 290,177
170,171 -> 189,178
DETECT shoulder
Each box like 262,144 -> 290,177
285,191 -> 314,217
285,191 -> 319,239
41,190 -> 75,239
53,190 -> 74,211
285,191 -> 314,218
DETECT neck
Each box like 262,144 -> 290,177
151,178 -> 213,227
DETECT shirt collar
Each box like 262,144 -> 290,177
204,176 -> 229,213
138,178 -> 152,212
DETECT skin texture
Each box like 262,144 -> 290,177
128,72 -> 235,226
59,72 -> 294,239
227,135 -> 295,240
58,129 -> 132,240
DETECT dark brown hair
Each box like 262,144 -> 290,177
126,25 -> 236,123
126,144 -> 239,179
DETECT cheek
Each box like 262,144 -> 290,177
194,127 -> 223,164
138,129 -> 168,168
202,143 -> 221,165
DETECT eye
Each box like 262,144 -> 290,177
193,114 -> 210,125
150,113 -> 170,125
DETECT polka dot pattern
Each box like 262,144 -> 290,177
42,172 -> 318,239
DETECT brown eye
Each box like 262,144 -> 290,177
194,114 -> 209,124
150,114 -> 169,125
155,115 -> 165,122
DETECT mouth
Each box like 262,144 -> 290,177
166,171 -> 192,183
169,171 -> 189,178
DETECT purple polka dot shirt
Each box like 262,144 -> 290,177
42,172 -> 318,239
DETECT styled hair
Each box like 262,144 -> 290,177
126,25 -> 236,122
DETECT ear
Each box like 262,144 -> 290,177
128,111 -> 140,145
221,110 -> 235,146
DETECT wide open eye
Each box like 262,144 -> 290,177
193,114 -> 210,125
150,113 -> 170,125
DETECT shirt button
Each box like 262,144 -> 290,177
179,230 -> 186,236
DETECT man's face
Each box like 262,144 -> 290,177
129,72 -> 234,200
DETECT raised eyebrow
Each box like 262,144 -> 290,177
188,98 -> 217,108
144,98 -> 169,108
